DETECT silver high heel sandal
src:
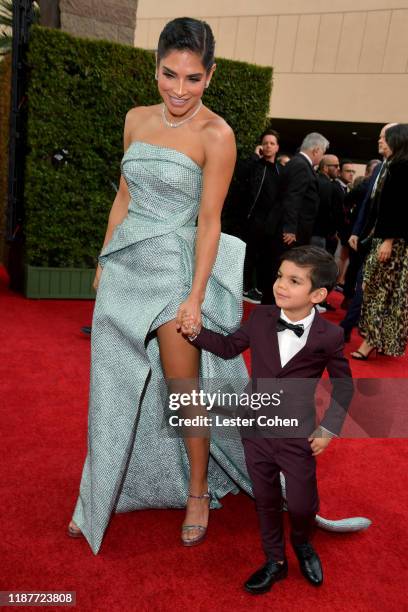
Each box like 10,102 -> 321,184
181,491 -> 211,547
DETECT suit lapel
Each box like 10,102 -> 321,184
278,308 -> 325,375
266,307 -> 283,374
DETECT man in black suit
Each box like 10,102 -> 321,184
221,130 -> 283,304
312,154 -> 340,250
260,133 -> 330,304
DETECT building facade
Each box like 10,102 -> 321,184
60,0 -> 408,159
134,0 -> 408,124
60,0 -> 138,46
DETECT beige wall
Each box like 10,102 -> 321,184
134,0 -> 408,123
60,0 -> 138,45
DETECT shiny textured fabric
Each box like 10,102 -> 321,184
72,141 -> 253,554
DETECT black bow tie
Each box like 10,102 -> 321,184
276,317 -> 304,338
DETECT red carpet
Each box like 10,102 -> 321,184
1,267 -> 407,611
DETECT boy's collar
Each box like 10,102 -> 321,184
280,307 -> 315,326
267,305 -> 326,339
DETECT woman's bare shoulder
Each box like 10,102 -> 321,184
125,104 -> 161,124
201,110 -> 235,153
202,108 -> 233,135
124,104 -> 162,145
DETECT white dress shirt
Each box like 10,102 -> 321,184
277,308 -> 315,368
277,308 -> 335,437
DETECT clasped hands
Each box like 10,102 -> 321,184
175,296 -> 203,340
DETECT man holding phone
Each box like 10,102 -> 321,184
241,129 -> 282,303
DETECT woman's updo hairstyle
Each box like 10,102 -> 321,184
157,17 -> 215,73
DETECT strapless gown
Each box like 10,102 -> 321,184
72,141 -> 253,554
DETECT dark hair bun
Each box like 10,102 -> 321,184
157,17 -> 215,72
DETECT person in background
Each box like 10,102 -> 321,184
311,154 -> 341,312
242,129 -> 282,303
351,123 -> 408,360
340,124 -> 396,342
340,159 -> 381,310
259,132 -> 329,304
222,129 -> 282,304
332,160 -> 356,291
312,154 -> 340,250
277,152 -> 291,166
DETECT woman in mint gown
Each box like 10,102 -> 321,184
68,17 -> 370,555
68,17 -> 253,554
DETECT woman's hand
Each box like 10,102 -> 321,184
176,295 -> 202,335
180,313 -> 202,338
377,239 -> 393,262
93,263 -> 103,292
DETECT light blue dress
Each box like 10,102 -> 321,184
72,141 -> 253,554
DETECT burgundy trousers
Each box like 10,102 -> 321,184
243,437 -> 319,561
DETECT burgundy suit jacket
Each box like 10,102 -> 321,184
191,305 -> 353,436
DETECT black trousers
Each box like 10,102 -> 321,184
340,263 -> 364,333
258,232 -> 311,305
243,437 -> 319,561
343,248 -> 365,299
258,234 -> 287,304
243,220 -> 267,292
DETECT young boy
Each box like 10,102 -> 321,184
181,246 -> 353,595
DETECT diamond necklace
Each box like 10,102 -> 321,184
162,100 -> 202,128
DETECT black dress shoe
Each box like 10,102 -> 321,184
292,542 -> 323,586
244,559 -> 288,595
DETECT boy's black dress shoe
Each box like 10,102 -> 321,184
244,559 -> 288,595
292,542 -> 323,586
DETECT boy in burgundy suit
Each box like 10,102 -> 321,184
181,246 -> 353,595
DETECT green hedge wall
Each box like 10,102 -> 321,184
25,26 -> 272,267
0,53 -> 11,265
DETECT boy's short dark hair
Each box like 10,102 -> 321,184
280,246 -> 338,292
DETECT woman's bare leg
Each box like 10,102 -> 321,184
157,319 -> 210,542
